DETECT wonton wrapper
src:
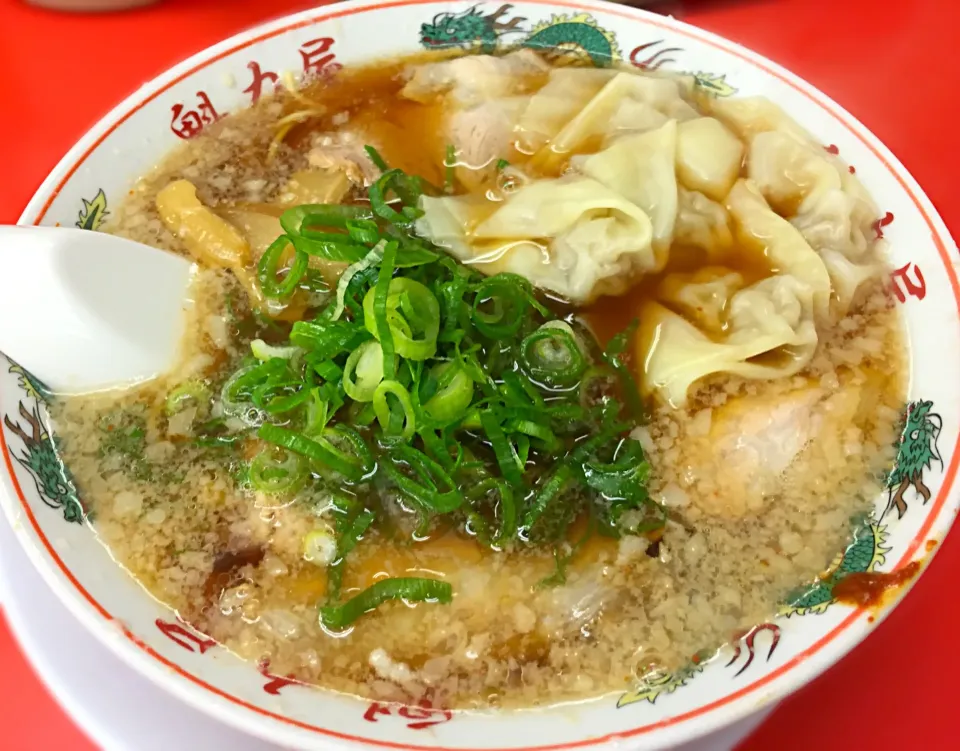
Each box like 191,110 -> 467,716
736,107 -> 884,315
658,267 -> 744,333
639,276 -> 819,408
710,95 -> 814,144
639,180 -> 829,406
529,72 -> 688,172
517,67 -> 615,152
577,121 -> 678,257
417,176 -> 655,303
748,130 -> 878,257
675,117 -> 743,201
726,179 -> 832,322
674,187 -> 734,255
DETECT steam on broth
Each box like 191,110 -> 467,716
52,50 -> 905,709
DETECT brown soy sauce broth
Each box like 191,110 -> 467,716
49,50 -> 908,710
286,54 -> 452,188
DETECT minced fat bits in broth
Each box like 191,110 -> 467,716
51,50 -> 905,710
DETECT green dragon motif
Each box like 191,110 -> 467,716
3,363 -> 84,524
885,400 -> 941,519
9,363 -> 53,403
629,41 -> 737,96
617,624 -> 781,707
420,4 -> 523,54
617,661 -> 703,708
420,4 -> 620,66
779,518 -> 889,617
76,189 -> 109,231
522,13 -> 621,66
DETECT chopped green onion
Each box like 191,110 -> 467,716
320,577 -> 452,630
364,277 -> 440,361
471,274 -> 532,339
255,383 -> 311,414
364,145 -> 390,172
393,244 -> 440,267
371,241 -> 398,380
382,445 -> 463,513
466,478 -> 517,547
343,340 -> 388,402
504,418 -> 560,454
603,320 -> 644,419
248,360 -> 311,414
249,446 -> 307,495
251,339 -> 301,361
211,158 -> 653,562
521,465 -> 572,533
499,371 -> 545,408
373,380 -> 416,441
220,362 -> 279,426
369,169 -> 416,224
581,439 -> 650,501
346,219 -> 381,245
290,320 -> 369,360
304,385 -> 338,436
303,527 -> 338,566
164,381 -> 209,416
480,411 -> 525,488
520,321 -> 587,389
330,242 -> 385,321
422,362 -> 473,426
313,360 -> 343,383
257,236 -> 309,299
259,424 -> 373,483
289,233 -> 368,263
278,204 -> 374,262
280,204 -> 375,234
327,504 -> 374,601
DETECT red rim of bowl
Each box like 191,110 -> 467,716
4,1 -> 959,749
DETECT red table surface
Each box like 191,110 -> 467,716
1,0 -> 958,748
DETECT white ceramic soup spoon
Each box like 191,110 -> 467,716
0,226 -> 195,394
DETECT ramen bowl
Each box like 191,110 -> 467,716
1,1 -> 958,749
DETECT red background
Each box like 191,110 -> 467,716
0,0 -> 958,748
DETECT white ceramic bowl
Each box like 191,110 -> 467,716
2,2 -> 958,749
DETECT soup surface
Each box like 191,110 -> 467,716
52,50 -> 905,709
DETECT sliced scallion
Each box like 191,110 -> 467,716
257,236 -> 309,299
258,423 -> 373,483
329,242 -> 385,321
343,340 -> 388,403
364,277 -> 440,361
373,380 -> 416,441
249,446 -> 307,495
520,321 -> 587,389
422,362 -> 473,426
320,577 -> 452,630
164,381 -> 209,416
251,339 -> 301,362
